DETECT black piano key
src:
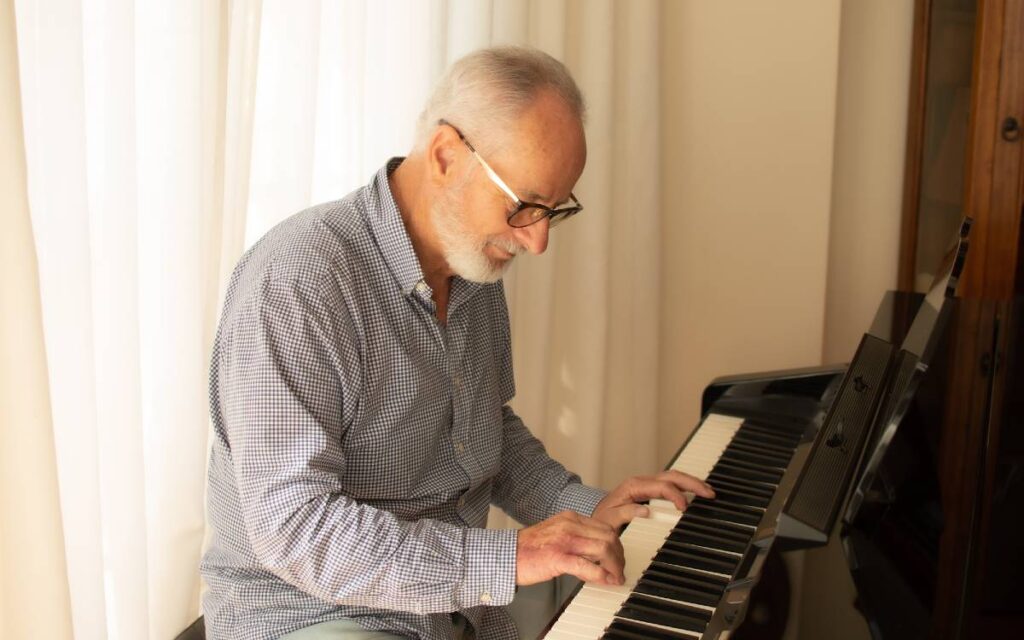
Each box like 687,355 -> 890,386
736,424 -> 801,448
603,619 -> 698,640
662,540 -> 741,570
635,578 -> 721,608
744,417 -> 807,437
601,628 -> 647,640
676,512 -> 757,540
736,423 -> 801,445
718,447 -> 788,471
685,501 -> 762,526
662,537 -> 742,559
692,496 -> 765,519
727,439 -> 794,463
712,460 -> 783,483
617,594 -> 710,633
702,474 -> 776,499
649,560 -> 731,590
640,566 -> 727,600
717,454 -> 787,481
705,478 -> 776,504
673,521 -> 751,548
729,434 -> 796,458
720,456 -> 782,481
720,447 -> 790,470
730,434 -> 795,453
720,448 -> 790,468
654,547 -> 738,574
705,487 -> 771,508
668,527 -> 748,553
690,495 -> 764,516
713,460 -> 784,484
707,468 -> 777,489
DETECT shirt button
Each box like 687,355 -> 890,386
453,375 -> 463,389
480,591 -> 492,604
457,496 -> 465,508
414,281 -> 429,294
455,442 -> 465,454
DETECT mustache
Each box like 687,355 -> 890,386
486,237 -> 525,256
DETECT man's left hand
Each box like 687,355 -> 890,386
591,470 -> 716,529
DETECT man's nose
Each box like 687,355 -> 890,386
514,217 -> 550,255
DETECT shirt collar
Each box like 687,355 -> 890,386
362,158 -> 487,310
362,158 -> 427,296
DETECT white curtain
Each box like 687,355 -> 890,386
5,0 -> 661,638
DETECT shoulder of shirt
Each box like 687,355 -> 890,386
223,192 -> 371,319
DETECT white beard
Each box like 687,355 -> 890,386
431,190 -> 523,284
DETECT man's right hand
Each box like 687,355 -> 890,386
515,510 -> 625,586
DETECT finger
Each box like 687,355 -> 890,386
658,469 -> 716,498
573,546 -> 625,585
571,515 -> 620,540
597,503 -> 650,529
560,553 -> 621,585
567,534 -> 624,569
655,483 -> 690,511
564,523 -> 626,575
619,477 -> 690,510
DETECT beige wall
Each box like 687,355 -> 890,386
657,0 -> 912,449
659,1 -> 913,636
823,0 -> 914,364
658,0 -> 843,455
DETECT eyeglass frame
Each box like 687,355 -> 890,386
438,119 -> 584,228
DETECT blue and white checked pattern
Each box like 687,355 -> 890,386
201,159 -> 605,640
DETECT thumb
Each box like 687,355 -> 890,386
599,503 -> 650,528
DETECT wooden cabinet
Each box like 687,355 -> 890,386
901,0 -> 1022,298
900,1 -> 1023,637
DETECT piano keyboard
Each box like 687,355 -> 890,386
545,412 -> 805,639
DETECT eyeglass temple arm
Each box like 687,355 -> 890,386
439,119 -> 522,205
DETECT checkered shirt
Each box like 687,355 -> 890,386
200,159 -> 606,640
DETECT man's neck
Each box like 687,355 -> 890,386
389,157 -> 453,321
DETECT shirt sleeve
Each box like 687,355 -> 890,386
487,283 -> 606,525
218,273 -> 516,614
489,405 -> 607,525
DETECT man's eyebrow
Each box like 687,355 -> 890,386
523,189 -> 569,206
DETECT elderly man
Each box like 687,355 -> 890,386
201,46 -> 713,640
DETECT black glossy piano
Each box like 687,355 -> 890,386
541,219 -> 1024,639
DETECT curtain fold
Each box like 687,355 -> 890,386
0,1 -> 74,637
14,1 -> 109,636
10,1 -> 663,635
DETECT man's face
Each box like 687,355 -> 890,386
433,90 -> 587,283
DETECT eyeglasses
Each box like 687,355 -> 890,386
439,119 -> 583,228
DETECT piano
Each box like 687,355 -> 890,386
542,220 -> 974,639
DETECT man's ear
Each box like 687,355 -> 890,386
428,125 -> 460,185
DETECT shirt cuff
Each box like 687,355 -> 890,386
458,527 -> 517,608
550,482 -> 607,518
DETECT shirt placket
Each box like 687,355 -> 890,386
446,308 -> 484,526
406,281 -> 477,520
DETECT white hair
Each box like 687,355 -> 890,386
413,46 -> 586,155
